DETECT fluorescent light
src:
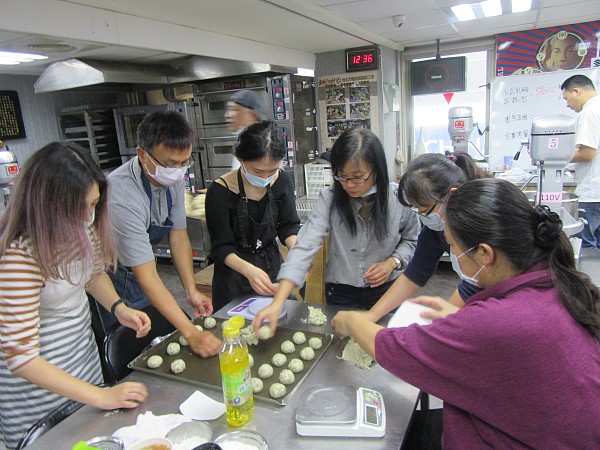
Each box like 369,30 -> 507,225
295,68 -> 314,77
481,0 -> 502,17
511,0 -> 532,13
452,4 -> 476,21
0,51 -> 48,65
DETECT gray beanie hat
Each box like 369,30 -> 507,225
231,90 -> 266,120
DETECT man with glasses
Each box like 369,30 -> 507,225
97,111 -> 221,358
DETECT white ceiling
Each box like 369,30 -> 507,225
1,0 -> 599,76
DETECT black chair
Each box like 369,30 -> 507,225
102,304 -> 181,383
15,399 -> 84,449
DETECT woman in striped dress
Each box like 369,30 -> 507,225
0,142 -> 151,449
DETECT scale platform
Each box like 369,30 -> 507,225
296,385 -> 385,438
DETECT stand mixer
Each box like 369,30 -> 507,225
448,106 -> 489,165
525,116 -> 584,260
0,141 -> 19,215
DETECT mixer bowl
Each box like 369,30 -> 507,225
523,191 -> 579,220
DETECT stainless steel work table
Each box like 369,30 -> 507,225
27,300 -> 420,450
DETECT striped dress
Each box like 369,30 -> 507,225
0,234 -> 104,449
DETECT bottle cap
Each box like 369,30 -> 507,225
223,315 -> 245,338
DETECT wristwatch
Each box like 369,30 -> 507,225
392,256 -> 402,270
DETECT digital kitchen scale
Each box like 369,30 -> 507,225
296,385 -> 385,438
227,297 -> 286,321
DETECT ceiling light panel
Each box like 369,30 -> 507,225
481,0 -> 503,17
512,0 -> 533,13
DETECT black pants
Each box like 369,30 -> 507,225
325,280 -> 395,310
402,408 -> 443,450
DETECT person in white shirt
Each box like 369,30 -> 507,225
561,74 -> 600,248
225,90 -> 265,170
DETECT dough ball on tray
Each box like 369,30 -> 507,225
279,369 -> 295,385
271,353 -> 287,367
292,332 -> 306,345
171,359 -> 186,374
167,342 -> 181,356
280,340 -> 295,354
258,364 -> 274,379
300,347 -> 315,361
252,378 -> 264,394
269,382 -> 287,399
147,355 -> 163,369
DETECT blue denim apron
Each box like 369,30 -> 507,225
101,174 -> 173,329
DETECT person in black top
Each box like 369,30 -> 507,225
363,152 -> 491,323
205,121 -> 300,311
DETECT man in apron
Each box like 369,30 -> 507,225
101,111 -> 221,357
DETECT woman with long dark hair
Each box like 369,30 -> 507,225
332,178 -> 600,448
362,152 -> 490,324
0,142 -> 150,449
254,128 -> 418,334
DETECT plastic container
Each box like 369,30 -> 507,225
73,436 -> 124,450
219,316 -> 254,427
128,437 -> 172,450
214,430 -> 268,450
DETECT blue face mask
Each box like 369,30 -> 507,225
361,185 -> 377,197
450,245 -> 485,287
242,164 -> 276,188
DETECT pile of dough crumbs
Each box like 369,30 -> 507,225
341,338 -> 373,370
302,306 -> 327,326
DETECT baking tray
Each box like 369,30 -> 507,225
128,317 -> 333,406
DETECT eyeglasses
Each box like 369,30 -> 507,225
144,150 -> 193,169
333,171 -> 373,184
409,194 -> 449,217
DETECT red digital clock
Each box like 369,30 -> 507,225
346,46 -> 378,72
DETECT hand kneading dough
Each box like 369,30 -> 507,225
288,358 -> 304,373
292,331 -> 306,345
271,353 -> 287,367
258,363 -> 274,379
308,337 -> 323,350
269,382 -> 286,399
178,335 -> 189,346
167,342 -> 181,356
279,369 -> 295,385
171,359 -> 186,374
259,325 -> 271,340
252,378 -> 264,393
204,317 -> 217,329
147,355 -> 163,369
280,340 -> 295,354
300,347 -> 315,361
248,354 -> 254,368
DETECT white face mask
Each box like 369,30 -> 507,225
142,157 -> 186,187
242,164 -> 276,188
360,185 -> 377,197
419,213 -> 445,231
83,208 -> 95,229
450,245 -> 485,287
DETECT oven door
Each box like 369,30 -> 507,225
198,92 -> 232,126
200,135 -> 236,168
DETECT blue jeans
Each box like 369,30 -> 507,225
577,202 -> 600,249
325,281 -> 395,310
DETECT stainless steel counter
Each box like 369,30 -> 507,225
27,300 -> 420,450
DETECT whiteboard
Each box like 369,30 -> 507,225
488,68 -> 600,171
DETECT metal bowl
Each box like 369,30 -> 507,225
166,421 -> 212,447
213,430 -> 268,450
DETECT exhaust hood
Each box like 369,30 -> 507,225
34,56 -> 296,93
34,58 -> 174,93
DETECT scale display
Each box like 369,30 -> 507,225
296,385 -> 385,438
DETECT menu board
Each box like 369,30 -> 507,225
0,91 -> 26,140
488,68 -> 600,171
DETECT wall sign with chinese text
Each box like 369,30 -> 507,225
0,91 -> 26,140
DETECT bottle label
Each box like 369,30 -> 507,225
221,366 -> 252,406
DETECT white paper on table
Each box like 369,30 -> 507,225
180,390 -> 226,421
113,411 -> 190,448
387,301 -> 434,328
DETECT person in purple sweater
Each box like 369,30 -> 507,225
332,178 -> 600,449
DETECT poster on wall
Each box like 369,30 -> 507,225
495,20 -> 600,76
0,91 -> 27,140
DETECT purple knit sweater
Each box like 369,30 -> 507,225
375,265 -> 600,449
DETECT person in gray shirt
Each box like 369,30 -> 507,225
101,111 -> 221,358
253,128 -> 419,335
